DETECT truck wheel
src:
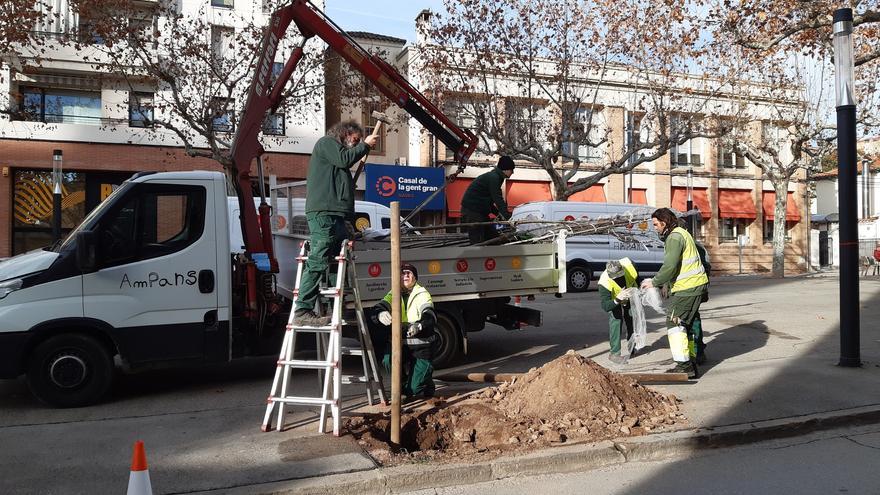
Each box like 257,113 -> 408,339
432,313 -> 461,369
567,264 -> 592,292
26,334 -> 114,408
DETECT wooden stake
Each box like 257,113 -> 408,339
390,201 -> 402,445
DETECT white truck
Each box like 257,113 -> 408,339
0,171 -> 565,406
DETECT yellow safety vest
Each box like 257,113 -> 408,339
598,257 -> 638,299
382,283 -> 433,324
670,227 -> 709,293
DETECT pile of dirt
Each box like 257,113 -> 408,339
345,350 -> 685,465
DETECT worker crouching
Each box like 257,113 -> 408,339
367,263 -> 438,399
598,258 -> 639,364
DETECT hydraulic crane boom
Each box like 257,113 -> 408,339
228,0 -> 477,270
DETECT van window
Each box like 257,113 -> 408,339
381,217 -> 391,229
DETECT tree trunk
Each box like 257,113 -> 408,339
771,181 -> 789,278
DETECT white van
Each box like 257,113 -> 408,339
510,201 -> 665,292
227,197 -> 410,252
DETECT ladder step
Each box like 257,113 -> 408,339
277,359 -> 336,369
269,396 -> 337,406
341,348 -> 364,356
341,375 -> 373,384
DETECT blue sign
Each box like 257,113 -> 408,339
364,163 -> 446,211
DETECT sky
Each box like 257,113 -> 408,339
324,0 -> 445,43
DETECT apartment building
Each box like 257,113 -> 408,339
0,0 -> 325,257
327,12 -> 809,275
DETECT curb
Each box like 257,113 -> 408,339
202,404 -> 880,495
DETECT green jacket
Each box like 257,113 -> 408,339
653,230 -> 707,297
460,167 -> 509,219
305,135 -> 370,216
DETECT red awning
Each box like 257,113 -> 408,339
568,184 -> 606,202
505,180 -> 553,210
717,189 -> 756,219
630,189 -> 648,205
762,192 -> 801,222
671,187 -> 711,219
445,178 -> 472,219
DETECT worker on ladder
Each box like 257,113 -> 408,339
294,121 -> 378,327
597,258 -> 639,365
368,263 -> 438,400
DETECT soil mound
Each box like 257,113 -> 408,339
346,350 -> 685,465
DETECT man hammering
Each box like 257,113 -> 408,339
293,121 -> 378,327
641,208 -> 709,379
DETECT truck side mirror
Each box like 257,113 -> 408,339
76,230 -> 97,272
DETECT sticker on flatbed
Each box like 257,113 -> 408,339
428,261 -> 441,274
485,258 -> 496,271
368,264 -> 382,277
455,259 -> 469,272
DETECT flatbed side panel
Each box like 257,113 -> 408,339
352,243 -> 560,303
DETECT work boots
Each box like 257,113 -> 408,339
666,359 -> 699,379
293,309 -> 330,327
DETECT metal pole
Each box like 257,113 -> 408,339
52,150 -> 63,243
833,8 -> 860,367
686,165 -> 695,234
390,201 -> 402,443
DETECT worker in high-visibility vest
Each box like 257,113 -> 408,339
368,263 -> 438,399
597,258 -> 639,364
641,208 -> 709,378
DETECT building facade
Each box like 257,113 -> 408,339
327,14 -> 810,275
0,0 -> 326,258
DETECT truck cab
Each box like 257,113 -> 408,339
0,171 -> 238,407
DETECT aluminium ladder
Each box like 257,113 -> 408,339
261,239 -> 386,435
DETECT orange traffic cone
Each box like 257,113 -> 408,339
127,441 -> 153,495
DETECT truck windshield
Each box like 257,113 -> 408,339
55,181 -> 133,252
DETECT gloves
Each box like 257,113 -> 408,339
378,311 -> 392,326
616,288 -> 633,303
640,278 -> 654,290
406,322 -> 422,338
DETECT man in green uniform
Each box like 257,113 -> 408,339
368,263 -> 438,399
460,156 -> 515,244
641,208 -> 709,378
597,258 -> 639,364
294,121 -> 377,327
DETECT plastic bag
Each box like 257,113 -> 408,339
625,288 -> 664,356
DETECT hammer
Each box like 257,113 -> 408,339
353,109 -> 392,183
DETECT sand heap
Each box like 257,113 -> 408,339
346,350 -> 685,464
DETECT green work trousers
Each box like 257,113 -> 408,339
382,349 -> 435,398
608,306 -> 634,355
296,212 -> 347,312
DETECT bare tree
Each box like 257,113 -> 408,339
419,0 -> 732,200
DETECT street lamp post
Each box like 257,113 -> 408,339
686,165 -> 695,234
52,150 -> 63,243
833,8 -> 860,367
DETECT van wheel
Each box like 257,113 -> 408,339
26,334 -> 114,408
567,264 -> 592,292
432,313 -> 461,369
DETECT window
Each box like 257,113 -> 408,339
211,26 -> 234,60
562,107 -> 602,162
20,87 -> 102,125
210,97 -> 234,133
719,218 -> 750,243
271,62 -> 283,85
262,112 -> 285,136
670,116 -> 703,168
129,92 -> 154,128
362,101 -> 385,154
99,185 -> 206,267
763,219 -> 793,244
12,170 -> 86,254
718,146 -> 746,169
211,0 -> 234,8
77,18 -> 103,44
506,100 -> 549,149
128,17 -> 153,44
444,100 -> 492,160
